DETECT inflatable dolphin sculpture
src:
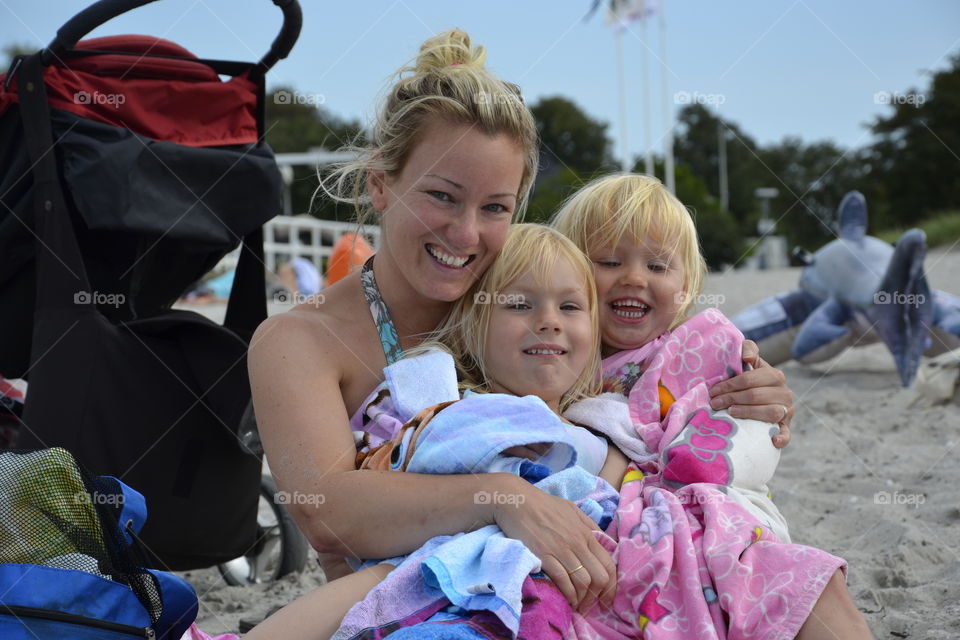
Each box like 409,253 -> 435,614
732,191 -> 960,387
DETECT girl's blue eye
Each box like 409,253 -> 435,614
593,260 -> 620,268
561,303 -> 582,311
648,263 -> 668,273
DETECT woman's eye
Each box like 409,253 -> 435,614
507,302 -> 530,310
427,190 -> 452,202
483,203 -> 509,214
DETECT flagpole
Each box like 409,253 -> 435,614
640,13 -> 654,176
659,0 -> 675,193
616,28 -> 631,172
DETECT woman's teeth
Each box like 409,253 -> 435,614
524,348 -> 565,355
427,244 -> 469,268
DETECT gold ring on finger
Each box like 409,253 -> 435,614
566,564 -> 585,576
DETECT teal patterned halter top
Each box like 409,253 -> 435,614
360,255 -> 403,365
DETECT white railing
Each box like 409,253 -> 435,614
216,216 -> 380,276
264,216 -> 380,273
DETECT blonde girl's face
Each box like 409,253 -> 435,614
589,236 -> 685,358
481,259 -> 595,414
368,120 -> 525,303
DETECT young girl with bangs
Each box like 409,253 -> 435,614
552,174 -> 872,639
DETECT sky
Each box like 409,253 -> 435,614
2,0 -> 958,164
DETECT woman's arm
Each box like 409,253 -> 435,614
709,340 -> 793,448
248,313 -> 615,612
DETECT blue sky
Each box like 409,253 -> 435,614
2,0 -> 958,161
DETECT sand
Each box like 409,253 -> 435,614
180,248 -> 960,638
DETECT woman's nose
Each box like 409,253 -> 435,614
447,210 -> 480,249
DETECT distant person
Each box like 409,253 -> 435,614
278,257 -> 322,301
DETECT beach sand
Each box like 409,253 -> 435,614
181,248 -> 960,638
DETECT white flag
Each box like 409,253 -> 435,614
605,0 -> 658,31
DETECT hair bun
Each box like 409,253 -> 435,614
414,29 -> 487,73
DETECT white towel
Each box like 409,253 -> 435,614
383,350 -> 460,422
564,393 -> 658,465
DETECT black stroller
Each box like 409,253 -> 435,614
0,0 -> 308,582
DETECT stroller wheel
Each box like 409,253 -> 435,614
217,475 -> 309,585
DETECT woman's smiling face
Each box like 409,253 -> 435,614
368,120 -> 526,303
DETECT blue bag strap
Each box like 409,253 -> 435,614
94,475 -> 147,545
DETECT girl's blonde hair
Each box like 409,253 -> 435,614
412,224 -> 601,413
320,29 -> 539,225
550,174 -> 708,326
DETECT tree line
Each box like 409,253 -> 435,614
266,51 -> 959,269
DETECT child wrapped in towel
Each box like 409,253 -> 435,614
333,349 -> 619,640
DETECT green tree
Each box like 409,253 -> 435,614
672,163 -> 744,269
673,104 -> 767,224
865,52 -> 960,226
526,96 -> 615,222
531,95 -> 615,175
756,138 -> 868,251
264,87 -> 364,220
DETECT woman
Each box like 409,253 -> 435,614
248,29 -> 795,614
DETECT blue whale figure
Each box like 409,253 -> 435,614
732,191 -> 960,387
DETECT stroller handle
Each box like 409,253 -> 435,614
41,0 -> 303,77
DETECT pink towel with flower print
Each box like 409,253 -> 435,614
576,309 -> 845,640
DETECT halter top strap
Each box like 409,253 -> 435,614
360,255 -> 404,365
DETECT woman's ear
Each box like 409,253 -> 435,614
368,168 -> 388,212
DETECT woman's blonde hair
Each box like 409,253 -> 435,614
550,174 -> 708,326
411,224 -> 601,413
320,29 -> 539,225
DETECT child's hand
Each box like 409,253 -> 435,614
709,340 -> 793,448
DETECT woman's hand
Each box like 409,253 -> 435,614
487,474 -> 616,615
709,339 -> 793,448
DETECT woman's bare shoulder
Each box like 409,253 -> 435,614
253,276 -> 366,359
